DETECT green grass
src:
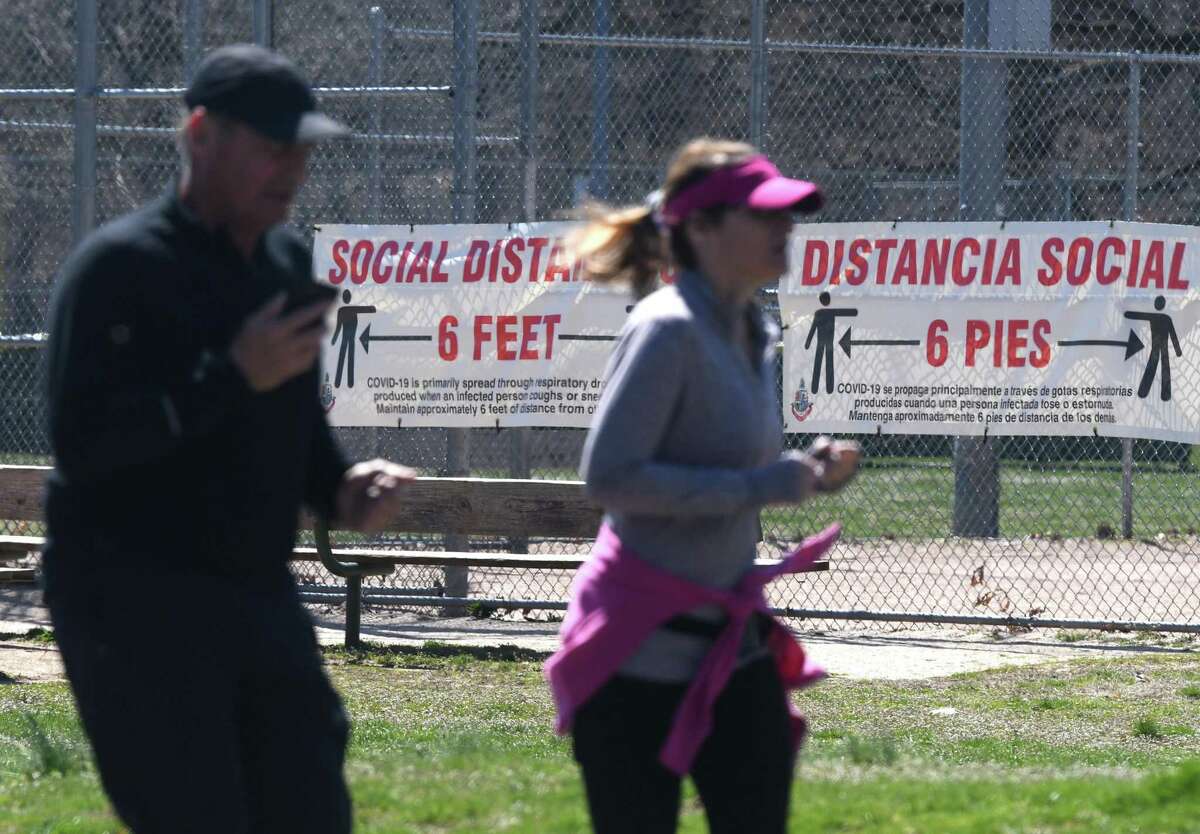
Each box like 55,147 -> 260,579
0,454 -> 50,467
1,645 -> 1199,832
843,733 -> 900,766
0,630 -> 56,646
1057,630 -> 1091,643
1134,716 -> 1166,739
763,457 -> 1200,540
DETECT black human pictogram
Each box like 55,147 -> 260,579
1124,295 -> 1182,402
803,291 -> 858,394
330,289 -> 376,389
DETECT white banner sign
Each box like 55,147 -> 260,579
312,223 -> 625,427
780,221 -> 1200,442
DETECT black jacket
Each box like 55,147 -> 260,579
43,187 -> 348,592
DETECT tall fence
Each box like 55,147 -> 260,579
2,0 -> 1197,630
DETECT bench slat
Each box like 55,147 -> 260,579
0,466 -> 49,521
0,535 -> 43,563
0,468 -> 603,537
0,534 -> 830,573
367,477 -> 601,538
0,538 -> 578,568
294,547 -> 586,570
293,547 -> 829,573
0,534 -> 44,551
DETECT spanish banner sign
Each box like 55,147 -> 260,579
312,223 -> 625,428
779,221 -> 1200,443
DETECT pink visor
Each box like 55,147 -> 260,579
659,155 -> 823,227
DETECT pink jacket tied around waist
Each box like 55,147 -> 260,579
544,523 -> 838,775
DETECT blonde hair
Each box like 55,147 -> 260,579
570,138 -> 757,299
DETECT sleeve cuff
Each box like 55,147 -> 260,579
195,349 -> 252,398
746,451 -> 818,507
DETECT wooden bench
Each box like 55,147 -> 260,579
0,465 -> 828,646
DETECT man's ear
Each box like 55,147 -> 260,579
183,107 -> 217,159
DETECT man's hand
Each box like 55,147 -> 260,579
229,292 -> 332,392
806,435 -> 862,493
335,459 -> 416,534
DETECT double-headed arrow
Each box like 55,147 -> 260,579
1057,329 -> 1144,360
838,327 -> 919,358
359,323 -> 432,354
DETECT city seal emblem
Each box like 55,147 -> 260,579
790,385 -> 813,422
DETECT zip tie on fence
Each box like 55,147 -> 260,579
891,217 -> 900,229
1000,216 -> 1007,230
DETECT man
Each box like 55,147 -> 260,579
42,44 -> 410,833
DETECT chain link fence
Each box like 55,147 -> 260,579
2,0 -> 1197,630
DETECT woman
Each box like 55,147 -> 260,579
545,138 -> 860,834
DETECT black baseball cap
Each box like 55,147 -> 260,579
184,44 -> 349,143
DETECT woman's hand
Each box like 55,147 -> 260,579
750,438 -> 862,505
805,436 -> 861,493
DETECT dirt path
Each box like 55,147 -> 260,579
2,588 -> 1194,685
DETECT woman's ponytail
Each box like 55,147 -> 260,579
569,201 -> 666,300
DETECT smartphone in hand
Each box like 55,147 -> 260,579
284,282 -> 339,314
284,282 -> 339,331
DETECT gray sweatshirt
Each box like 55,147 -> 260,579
580,269 -> 814,682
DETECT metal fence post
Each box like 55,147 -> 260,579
183,0 -> 206,82
953,0 -> 1052,538
509,0 -> 539,553
368,7 -> 384,224
366,7 -> 389,470
520,0 -> 539,221
1055,160 -> 1073,219
953,0 -> 1005,537
445,0 -> 479,609
1123,56 -> 1141,224
589,0 -> 611,199
1121,53 -> 1142,539
451,0 -> 478,225
72,0 -> 98,246
252,0 -> 274,48
749,0 -> 767,149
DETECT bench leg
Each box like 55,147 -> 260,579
441,531 -> 469,617
345,575 -> 362,649
441,566 -> 468,617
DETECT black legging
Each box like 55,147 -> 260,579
572,657 -> 795,834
